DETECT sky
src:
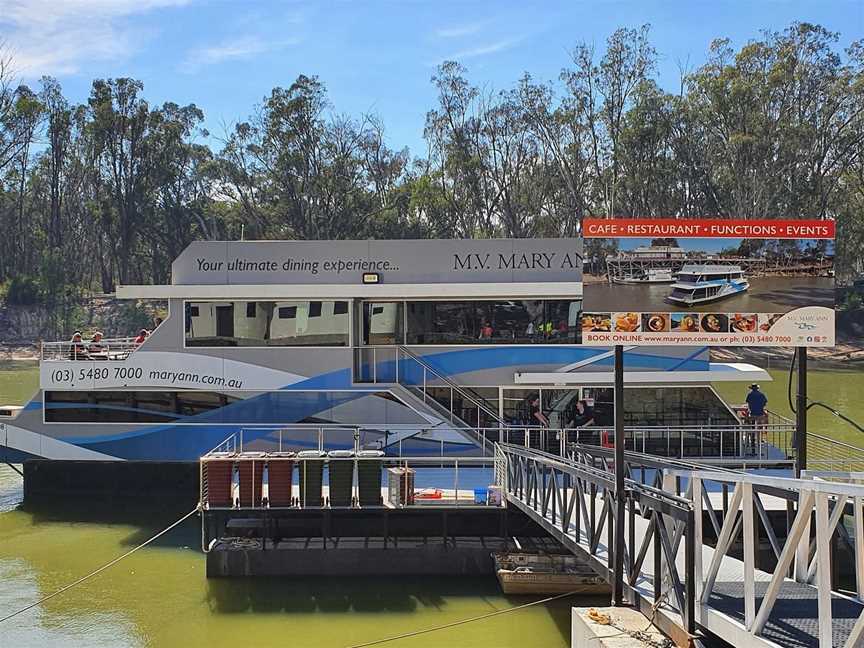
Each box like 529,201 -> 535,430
1,0 -> 863,155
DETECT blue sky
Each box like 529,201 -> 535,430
2,0 -> 862,154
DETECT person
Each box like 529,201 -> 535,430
134,329 -> 149,346
746,383 -> 768,453
478,321 -> 494,340
88,331 -> 105,355
153,316 -> 164,329
68,331 -> 87,360
746,384 -> 768,421
570,400 -> 595,428
528,394 -> 549,428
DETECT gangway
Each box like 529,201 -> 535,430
494,443 -> 864,648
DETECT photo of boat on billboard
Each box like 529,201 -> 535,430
582,218 -> 835,347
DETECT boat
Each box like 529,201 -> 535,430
0,238 -> 785,464
493,552 -> 610,594
611,267 -> 675,284
667,264 -> 749,306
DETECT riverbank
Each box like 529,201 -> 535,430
711,340 -> 864,368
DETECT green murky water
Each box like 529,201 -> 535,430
0,361 -> 584,647
2,359 -> 864,647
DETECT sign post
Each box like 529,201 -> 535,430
613,344 -> 626,605
795,347 -> 808,477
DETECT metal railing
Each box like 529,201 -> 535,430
396,345 -> 507,427
199,422 -> 796,462
200,452 -> 497,511
41,336 -> 141,361
806,433 -> 864,472
683,469 -> 864,648
495,442 -> 697,635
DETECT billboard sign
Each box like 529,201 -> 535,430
582,218 -> 835,347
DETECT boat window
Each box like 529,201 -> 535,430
45,390 -> 425,426
362,302 -> 404,345
405,300 -> 581,345
185,300 -> 349,347
44,391 -> 238,423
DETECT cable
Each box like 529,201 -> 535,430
0,505 -> 200,625
345,590 -> 579,647
787,351 -> 864,435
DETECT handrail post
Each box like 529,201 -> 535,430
685,505 -> 696,634
613,344 -> 625,606
795,347 -> 808,477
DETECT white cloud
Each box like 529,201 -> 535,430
434,22 -> 485,39
0,0 -> 190,76
440,38 -> 521,63
179,36 -> 300,73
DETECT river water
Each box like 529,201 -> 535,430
585,276 -> 834,313
2,360 -> 864,647
0,361 -> 589,648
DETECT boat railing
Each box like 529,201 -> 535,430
201,421 -> 796,461
199,452 -> 498,522
40,337 -> 141,362
805,432 -> 864,472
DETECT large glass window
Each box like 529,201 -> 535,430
362,302 -> 404,345
405,300 -> 581,345
185,300 -> 349,347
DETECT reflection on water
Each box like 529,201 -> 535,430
586,276 -> 834,313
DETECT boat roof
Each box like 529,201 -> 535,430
514,362 -> 770,385
679,264 -> 743,273
117,238 -> 584,300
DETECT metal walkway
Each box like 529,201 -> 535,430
493,444 -> 864,648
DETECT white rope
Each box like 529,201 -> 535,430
0,505 -> 200,624
345,590 -> 580,647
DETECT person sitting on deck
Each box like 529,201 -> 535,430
134,329 -> 149,346
68,331 -> 87,360
88,331 -> 105,356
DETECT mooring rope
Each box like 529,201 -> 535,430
0,505 -> 200,625
345,590 -> 579,647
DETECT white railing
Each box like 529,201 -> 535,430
41,336 -> 141,361
688,470 -> 864,648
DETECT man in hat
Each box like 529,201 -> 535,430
746,384 -> 769,452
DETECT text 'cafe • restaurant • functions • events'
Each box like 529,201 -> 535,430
582,218 -> 835,348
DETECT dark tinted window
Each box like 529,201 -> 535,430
309,301 -> 322,317
278,306 -> 297,319
45,391 -> 236,423
333,301 -> 348,315
246,302 -> 256,318
189,306 -> 199,316
405,300 -> 581,344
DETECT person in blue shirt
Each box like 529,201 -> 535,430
746,384 -> 768,419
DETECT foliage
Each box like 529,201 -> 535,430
0,21 -> 862,307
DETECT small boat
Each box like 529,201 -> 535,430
493,552 -> 610,595
612,267 -> 675,284
668,264 -> 749,306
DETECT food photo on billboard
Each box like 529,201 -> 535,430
581,218 -> 835,347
